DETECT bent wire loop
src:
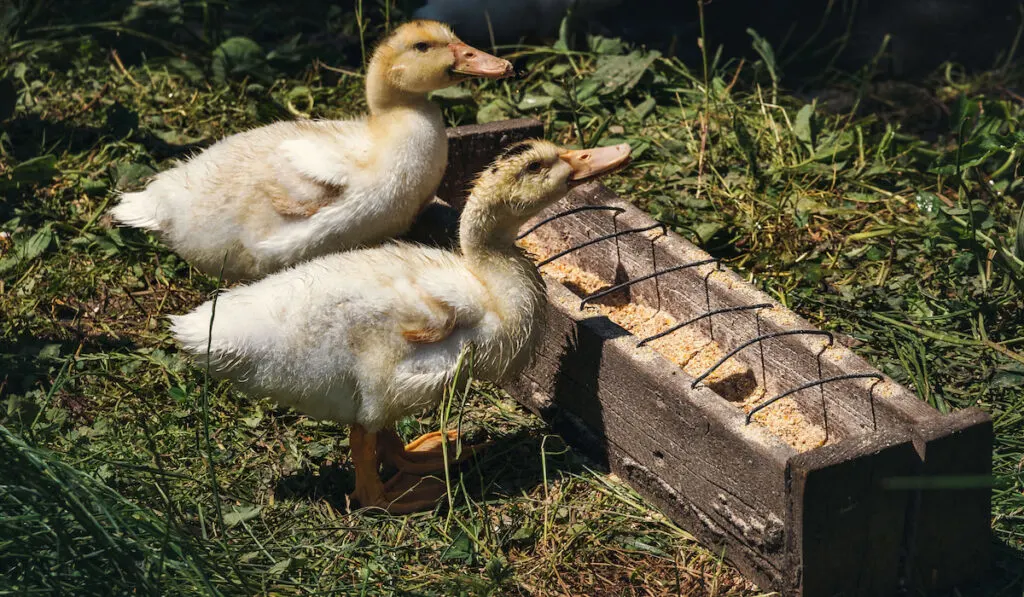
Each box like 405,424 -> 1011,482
521,204 -> 886,435
516,205 -> 625,240
637,303 -> 774,347
691,330 -> 835,389
745,373 -> 884,425
537,223 -> 666,267
579,258 -> 721,311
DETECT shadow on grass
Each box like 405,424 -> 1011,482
0,335 -> 135,394
5,113 -> 210,164
272,428 -> 587,513
953,542 -> 1024,597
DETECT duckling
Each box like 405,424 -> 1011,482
110,20 -> 513,282
169,139 -> 631,513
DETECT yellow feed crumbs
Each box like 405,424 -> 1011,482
518,236 -> 827,452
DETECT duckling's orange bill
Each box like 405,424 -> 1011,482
560,143 -> 632,181
449,42 -> 514,78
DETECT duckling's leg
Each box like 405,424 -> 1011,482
377,428 -> 484,475
349,424 -> 446,514
349,424 -> 387,508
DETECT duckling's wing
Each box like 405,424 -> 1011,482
269,121 -> 371,218
389,253 -> 479,347
401,300 -> 458,344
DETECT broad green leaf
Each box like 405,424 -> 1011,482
114,162 -> 156,191
306,441 -> 330,457
212,37 -> 268,84
517,94 -> 554,111
809,130 -> 854,162
123,0 -> 183,25
554,13 -> 571,51
0,224 -> 54,273
591,50 -> 660,95
152,128 -> 204,146
267,557 -> 292,576
632,96 -> 656,121
694,222 -> 723,244
223,505 -> 263,528
575,78 -> 601,102
589,35 -> 626,55
547,63 -> 570,78
993,363 -> 1024,389
793,103 -> 815,146
540,82 -> 566,102
440,531 -> 474,564
476,100 -> 508,123
747,28 -> 778,83
428,86 -> 473,101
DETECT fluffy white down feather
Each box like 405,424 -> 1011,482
169,242 -> 544,432
110,106 -> 447,281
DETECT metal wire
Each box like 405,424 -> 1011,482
516,205 -> 625,240
701,264 -> 722,340
522,204 -> 886,438
690,330 -> 835,389
537,223 -> 666,267
637,303 -> 774,347
745,373 -> 885,425
579,258 -> 720,311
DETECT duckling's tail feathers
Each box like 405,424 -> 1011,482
168,307 -> 213,355
109,190 -> 168,232
169,302 -> 253,372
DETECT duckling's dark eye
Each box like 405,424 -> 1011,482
413,42 -> 431,53
526,161 -> 542,173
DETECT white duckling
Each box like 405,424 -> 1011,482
110,20 -> 513,282
169,139 -> 631,513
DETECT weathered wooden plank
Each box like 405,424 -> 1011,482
902,408 -> 993,592
785,431 -> 921,595
437,118 -> 545,209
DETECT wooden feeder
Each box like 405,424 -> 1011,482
413,119 -> 993,597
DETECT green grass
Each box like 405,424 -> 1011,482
2,1 -> 1024,595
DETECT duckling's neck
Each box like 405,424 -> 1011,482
459,198 -> 524,263
459,197 -> 546,372
366,63 -> 431,115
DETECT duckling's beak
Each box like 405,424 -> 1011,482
560,143 -> 632,181
448,42 -> 514,79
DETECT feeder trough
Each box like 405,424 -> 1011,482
408,118 -> 993,597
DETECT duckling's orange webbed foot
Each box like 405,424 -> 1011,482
380,472 -> 447,514
378,428 -> 487,475
348,425 -> 448,514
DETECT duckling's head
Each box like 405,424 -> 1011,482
367,20 -> 513,110
462,139 -> 631,250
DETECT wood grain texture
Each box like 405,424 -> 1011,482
903,408 -> 993,592
785,431 -> 921,595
